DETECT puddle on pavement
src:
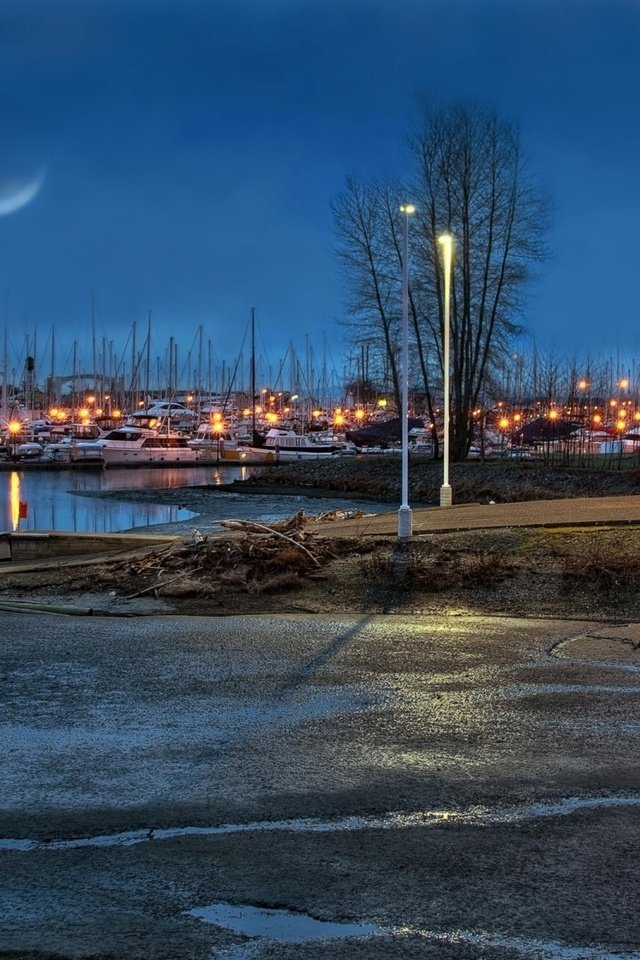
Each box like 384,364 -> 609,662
4,793 -> 640,853
186,901 -> 382,943
184,909 -> 640,959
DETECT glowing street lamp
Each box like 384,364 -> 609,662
398,203 -> 416,539
438,233 -> 453,507
8,421 -> 21,462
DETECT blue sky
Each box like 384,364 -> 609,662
1,0 -> 639,377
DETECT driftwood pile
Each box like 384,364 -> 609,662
90,509 -> 368,600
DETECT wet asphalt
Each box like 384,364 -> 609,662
1,613 -> 640,959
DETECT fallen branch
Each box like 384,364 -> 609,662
218,519 -> 321,567
124,568 -> 198,599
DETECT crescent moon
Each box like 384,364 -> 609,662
0,168 -> 45,216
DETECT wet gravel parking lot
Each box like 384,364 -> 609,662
1,613 -> 640,959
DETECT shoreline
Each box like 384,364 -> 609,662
213,481 -> 398,502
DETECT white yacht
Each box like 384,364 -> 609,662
97,426 -> 201,466
243,428 -> 347,462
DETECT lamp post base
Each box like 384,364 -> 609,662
439,484 -> 453,508
397,505 -> 413,539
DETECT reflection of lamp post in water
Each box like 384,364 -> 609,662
10,471 -> 21,531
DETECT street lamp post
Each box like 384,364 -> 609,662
438,234 -> 453,507
397,203 -> 416,540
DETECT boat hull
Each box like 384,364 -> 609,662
100,448 -> 201,465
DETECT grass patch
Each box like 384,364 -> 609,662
561,539 -> 640,593
359,540 -> 518,594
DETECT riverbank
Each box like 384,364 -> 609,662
3,457 -> 640,622
71,457 -> 640,527
227,455 -> 640,503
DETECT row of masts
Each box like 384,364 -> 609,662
0,312 -> 346,420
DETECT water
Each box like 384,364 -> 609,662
0,464 -> 391,534
186,902 -> 383,943
0,466 -> 208,533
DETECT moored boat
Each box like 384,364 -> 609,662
40,437 -> 105,463
241,428 -> 347,462
97,426 -> 201,465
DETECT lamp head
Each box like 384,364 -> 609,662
400,204 -> 416,215
438,233 -> 453,247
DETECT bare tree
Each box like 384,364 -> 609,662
333,102 -> 549,460
330,177 -> 403,410
411,102 -> 549,458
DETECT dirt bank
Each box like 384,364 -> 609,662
3,459 -> 640,622
229,456 -> 640,503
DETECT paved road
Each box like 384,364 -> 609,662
312,493 -> 640,538
2,612 -> 640,959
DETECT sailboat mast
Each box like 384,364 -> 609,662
49,325 -> 55,410
91,293 -> 96,397
168,336 -> 174,399
1,324 -> 7,422
145,311 -> 151,407
72,340 -> 77,416
197,323 -> 203,414
131,319 -> 137,409
251,307 -> 256,440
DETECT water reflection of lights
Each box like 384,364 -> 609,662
10,471 -> 20,531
